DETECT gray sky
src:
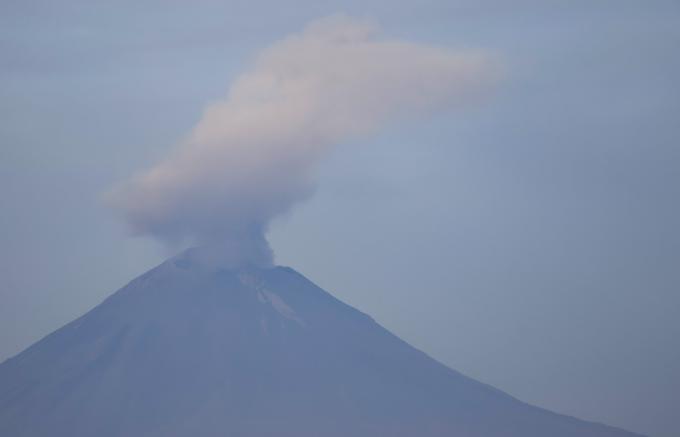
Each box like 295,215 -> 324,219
1,1 -> 679,437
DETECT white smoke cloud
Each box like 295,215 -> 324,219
108,15 -> 499,266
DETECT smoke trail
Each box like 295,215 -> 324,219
108,15 -> 499,266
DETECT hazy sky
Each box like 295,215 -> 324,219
1,2 -> 679,437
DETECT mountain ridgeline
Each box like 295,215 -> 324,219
0,248 -> 642,436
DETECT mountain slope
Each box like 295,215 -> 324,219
0,249 -> 642,437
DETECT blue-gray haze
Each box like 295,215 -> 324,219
0,1 -> 678,437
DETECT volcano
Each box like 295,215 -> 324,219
0,248 -> 641,436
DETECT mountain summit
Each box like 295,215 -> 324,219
0,248 -> 641,436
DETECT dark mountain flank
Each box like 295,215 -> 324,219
0,249 -> 643,437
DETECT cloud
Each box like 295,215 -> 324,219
107,15 -> 499,266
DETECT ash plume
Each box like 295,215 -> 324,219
108,15 -> 499,266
